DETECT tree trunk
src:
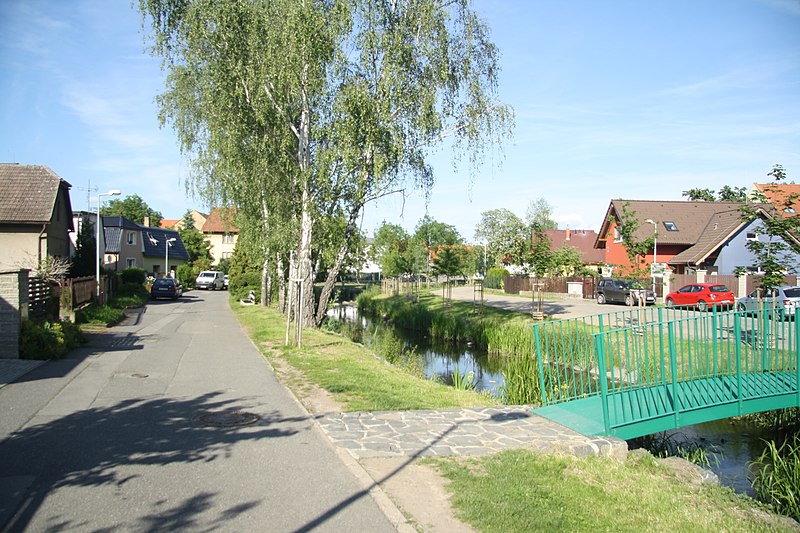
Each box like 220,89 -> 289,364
260,256 -> 269,307
314,210 -> 361,326
277,252 -> 286,313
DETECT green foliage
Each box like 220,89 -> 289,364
485,267 -> 509,289
525,197 -> 558,231
372,222 -> 418,278
101,194 -> 162,226
529,229 -> 553,278
451,367 -> 477,391
431,246 -> 469,280
682,186 -> 748,202
751,434 -> 800,521
474,208 -> 528,268
20,319 -> 85,359
76,305 -> 125,326
178,210 -> 212,264
414,215 -> 463,247
500,354 -> 541,405
176,263 -> 195,287
633,432 -> 717,469
70,214 -> 97,277
108,283 -> 149,308
120,267 -> 146,284
613,202 -> 655,279
230,271 -> 262,301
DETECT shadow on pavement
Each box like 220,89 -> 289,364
0,392 -> 302,531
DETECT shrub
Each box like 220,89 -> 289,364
485,267 -> 509,289
230,271 -> 262,301
20,319 -> 85,360
176,263 -> 195,288
120,267 -> 146,284
76,304 -> 125,326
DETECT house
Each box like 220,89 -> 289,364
200,207 -> 238,265
751,182 -> 800,218
595,199 -> 800,276
541,229 -> 604,272
0,164 -> 74,271
103,216 -> 189,276
160,210 -> 208,231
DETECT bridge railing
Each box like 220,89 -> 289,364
532,304 -> 800,407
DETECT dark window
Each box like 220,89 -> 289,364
709,285 -> 731,293
663,221 -> 678,231
784,288 -> 800,298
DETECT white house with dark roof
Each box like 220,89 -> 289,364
0,164 -> 74,271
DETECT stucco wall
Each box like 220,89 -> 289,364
206,233 -> 236,265
0,270 -> 28,358
714,219 -> 800,275
0,226 -> 41,270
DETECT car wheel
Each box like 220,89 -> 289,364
666,298 -> 674,308
736,302 -> 747,313
597,294 -> 606,304
697,300 -> 708,312
624,295 -> 633,307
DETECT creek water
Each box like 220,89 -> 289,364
328,303 -> 784,495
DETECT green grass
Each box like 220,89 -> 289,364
232,302 -> 495,412
432,449 -> 794,533
751,434 -> 800,521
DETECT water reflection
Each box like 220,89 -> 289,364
328,304 -> 505,397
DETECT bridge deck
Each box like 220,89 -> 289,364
534,371 -> 799,440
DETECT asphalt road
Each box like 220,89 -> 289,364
0,290 -> 396,532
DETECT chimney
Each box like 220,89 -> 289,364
144,216 -> 150,227
565,228 -> 571,241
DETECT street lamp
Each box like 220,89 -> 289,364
164,237 -> 176,278
96,189 -> 121,299
645,219 -> 658,296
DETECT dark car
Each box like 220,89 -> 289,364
596,278 -> 655,306
665,283 -> 734,312
151,278 -> 182,300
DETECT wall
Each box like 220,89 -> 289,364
713,219 -> 800,275
0,270 -> 28,358
0,226 -> 40,270
205,233 -> 237,265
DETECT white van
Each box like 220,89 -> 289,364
195,271 -> 225,290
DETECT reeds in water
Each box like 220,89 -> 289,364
750,434 -> 800,521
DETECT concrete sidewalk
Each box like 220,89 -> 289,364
0,292 -> 398,532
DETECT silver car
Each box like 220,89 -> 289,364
736,286 -> 800,319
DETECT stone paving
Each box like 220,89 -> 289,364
317,406 -> 627,460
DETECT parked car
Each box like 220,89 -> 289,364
195,270 -> 225,290
151,278 -> 183,300
736,286 -> 800,319
596,278 -> 655,306
665,283 -> 735,311
223,274 -> 229,290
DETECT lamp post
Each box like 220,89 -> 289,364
96,189 -> 121,299
645,219 -> 658,296
165,237 -> 176,278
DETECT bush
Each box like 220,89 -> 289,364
76,304 -> 125,326
121,267 -> 146,284
230,271 -> 262,301
176,263 -> 195,288
485,267 -> 509,289
20,319 -> 85,360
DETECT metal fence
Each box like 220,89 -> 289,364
532,304 -> 800,408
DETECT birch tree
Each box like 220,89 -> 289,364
139,0 -> 512,327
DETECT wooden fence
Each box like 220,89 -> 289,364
28,277 -> 58,320
503,275 -> 597,299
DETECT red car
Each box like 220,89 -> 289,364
665,283 -> 735,311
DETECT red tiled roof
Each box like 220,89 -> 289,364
541,229 -> 604,263
160,219 -> 179,229
753,183 -> 800,218
201,207 -> 239,233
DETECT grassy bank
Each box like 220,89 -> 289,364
432,449 -> 795,532
232,302 -> 494,411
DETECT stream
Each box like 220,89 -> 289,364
328,303 -> 787,495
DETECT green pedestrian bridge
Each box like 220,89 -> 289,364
531,305 -> 800,440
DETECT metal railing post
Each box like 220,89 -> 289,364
658,306 -> 665,385
734,316 -> 743,413
594,332 -> 611,435
795,315 -> 800,405
533,325 -> 548,406
668,321 -> 680,428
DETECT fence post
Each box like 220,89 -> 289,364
533,325 -> 548,406
795,314 -> 800,405
594,332 -> 611,435
668,321 -> 680,428
734,317 -> 743,414
658,307 -> 665,385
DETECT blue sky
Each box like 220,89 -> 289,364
2,0 -> 798,242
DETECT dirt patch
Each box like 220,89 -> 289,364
360,457 -> 474,533
266,351 -> 343,414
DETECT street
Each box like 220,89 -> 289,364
0,290 -> 395,532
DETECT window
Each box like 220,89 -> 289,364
222,234 -> 235,244
746,232 -> 758,241
663,221 -> 678,232
126,258 -> 136,268
783,207 -> 796,214
613,227 -> 622,243
127,231 -> 137,245
222,252 -> 233,259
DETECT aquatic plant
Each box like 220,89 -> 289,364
634,432 -> 719,469
750,434 -> 800,521
451,367 -> 477,391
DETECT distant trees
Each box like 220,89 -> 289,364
101,194 -> 162,226
474,208 -> 528,268
525,197 -> 558,231
681,186 -> 748,202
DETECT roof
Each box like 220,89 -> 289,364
201,207 -> 239,233
103,227 -> 123,254
103,216 -> 140,230
141,226 -> 189,260
541,229 -> 604,263
160,219 -> 180,229
753,183 -> 800,218
596,199 -> 772,247
668,209 -> 750,265
0,164 -> 73,226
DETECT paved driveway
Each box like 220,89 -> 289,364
0,291 -> 395,532
449,285 -> 604,320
